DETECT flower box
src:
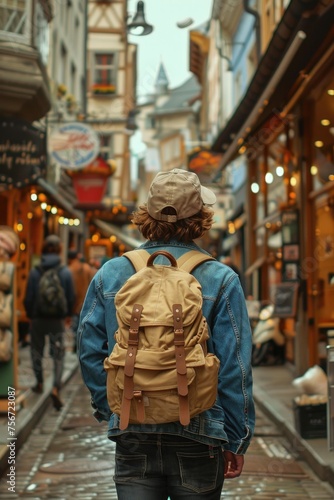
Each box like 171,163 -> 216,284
91,84 -> 116,95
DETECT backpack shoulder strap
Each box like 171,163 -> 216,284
177,250 -> 215,274
36,264 -> 63,275
123,249 -> 150,272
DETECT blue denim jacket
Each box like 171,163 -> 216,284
78,240 -> 255,454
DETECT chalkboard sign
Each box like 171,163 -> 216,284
273,283 -> 299,318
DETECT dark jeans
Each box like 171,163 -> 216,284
114,434 -> 225,500
30,318 -> 65,389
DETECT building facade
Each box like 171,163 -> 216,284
0,0 -> 55,398
210,0 -> 334,374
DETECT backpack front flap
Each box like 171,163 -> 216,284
115,264 -> 204,335
105,250 -> 220,429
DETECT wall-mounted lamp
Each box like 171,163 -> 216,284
127,1 -> 153,36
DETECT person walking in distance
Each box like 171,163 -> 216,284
67,249 -> 93,352
24,234 -> 75,410
78,168 -> 255,499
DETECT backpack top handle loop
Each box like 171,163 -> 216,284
147,251 -> 178,268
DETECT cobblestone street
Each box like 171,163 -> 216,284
0,369 -> 333,499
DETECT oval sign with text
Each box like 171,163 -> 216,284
49,122 -> 100,170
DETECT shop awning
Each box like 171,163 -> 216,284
93,219 -> 142,249
37,178 -> 83,219
211,0 -> 334,175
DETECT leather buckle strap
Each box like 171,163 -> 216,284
179,395 -> 190,426
120,304 -> 143,429
173,304 -> 184,334
124,304 -> 143,377
128,304 -> 143,341
133,391 -> 145,423
172,304 -> 190,424
119,393 -> 132,430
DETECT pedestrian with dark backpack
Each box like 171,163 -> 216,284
24,234 -> 75,410
78,168 -> 255,499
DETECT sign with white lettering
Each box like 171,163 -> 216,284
49,122 -> 100,170
0,118 -> 46,188
273,283 -> 299,318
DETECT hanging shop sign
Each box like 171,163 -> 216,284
49,122 -> 100,170
67,155 -> 115,206
0,117 -> 46,188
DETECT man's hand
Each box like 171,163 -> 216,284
223,451 -> 244,478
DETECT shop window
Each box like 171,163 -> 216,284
267,155 -> 287,215
60,43 -> 68,85
145,115 -> 155,129
70,62 -> 76,95
310,76 -> 334,189
66,0 -> 72,36
91,52 -> 118,95
100,134 -> 114,161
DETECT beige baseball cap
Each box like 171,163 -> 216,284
147,168 -> 216,222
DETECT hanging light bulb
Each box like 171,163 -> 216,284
290,176 -> 297,187
251,182 -> 260,193
265,172 -> 274,184
30,191 -> 38,201
276,165 -> 284,177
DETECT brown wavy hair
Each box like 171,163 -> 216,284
131,205 -> 214,242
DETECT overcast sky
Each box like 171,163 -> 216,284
128,0 -> 213,98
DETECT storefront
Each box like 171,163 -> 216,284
244,45 -> 334,374
301,66 -> 334,371
0,118 -> 83,403
211,0 -> 334,373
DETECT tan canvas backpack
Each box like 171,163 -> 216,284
104,249 -> 220,430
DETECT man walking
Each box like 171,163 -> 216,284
24,234 -> 75,410
78,169 -> 255,498
67,249 -> 93,352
